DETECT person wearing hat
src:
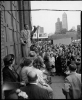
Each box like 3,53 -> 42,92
3,54 -> 20,82
3,54 -> 23,99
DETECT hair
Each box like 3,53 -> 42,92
33,58 -> 43,69
69,62 -> 77,71
3,54 -> 15,67
27,71 -> 38,83
24,24 -> 28,28
21,58 -> 32,67
71,56 -> 76,62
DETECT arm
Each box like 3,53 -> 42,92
63,78 -> 71,99
30,26 -> 38,42
20,30 -> 26,45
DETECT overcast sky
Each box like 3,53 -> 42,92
31,1 -> 82,35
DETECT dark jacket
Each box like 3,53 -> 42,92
20,84 -> 50,99
3,67 -> 20,82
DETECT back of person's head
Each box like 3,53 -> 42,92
27,71 -> 38,83
3,54 -> 15,67
33,58 -> 43,69
69,62 -> 77,72
22,58 -> 32,67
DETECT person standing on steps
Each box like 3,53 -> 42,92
20,24 -> 37,57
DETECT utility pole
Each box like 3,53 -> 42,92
37,26 -> 39,47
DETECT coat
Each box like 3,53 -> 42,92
20,84 -> 50,99
64,72 -> 81,99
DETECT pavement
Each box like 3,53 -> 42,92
50,75 -> 66,99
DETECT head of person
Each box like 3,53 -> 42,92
33,58 -> 43,69
24,24 -> 29,30
71,55 -> 76,62
50,52 -> 53,57
69,52 -> 72,57
21,58 -> 33,68
29,51 -> 36,57
69,62 -> 77,72
3,54 -> 15,68
27,71 -> 38,83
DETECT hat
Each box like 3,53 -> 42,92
29,51 -> 36,57
3,54 -> 14,66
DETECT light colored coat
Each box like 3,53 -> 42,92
64,72 -> 81,99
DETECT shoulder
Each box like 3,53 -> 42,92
3,67 -> 10,73
65,75 -> 73,83
37,69 -> 43,73
21,30 -> 24,33
76,73 -> 81,79
21,67 -> 29,72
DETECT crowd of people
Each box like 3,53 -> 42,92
2,39 -> 81,99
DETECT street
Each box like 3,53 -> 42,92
50,75 -> 66,99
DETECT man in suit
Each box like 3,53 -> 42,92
63,61 -> 81,99
55,53 -> 62,75
20,24 -> 37,57
20,71 -> 51,99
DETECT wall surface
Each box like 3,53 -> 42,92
53,37 -> 71,45
1,1 -> 32,99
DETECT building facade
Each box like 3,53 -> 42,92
55,18 -> 62,33
53,37 -> 71,45
77,25 -> 81,39
1,1 -> 32,99
62,12 -> 68,31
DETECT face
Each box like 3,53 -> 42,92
25,25 -> 29,30
50,53 -> 53,57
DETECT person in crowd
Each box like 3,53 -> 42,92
49,52 -> 56,76
20,58 -> 33,83
3,54 -> 24,99
20,71 -> 51,99
32,58 -> 53,96
62,62 -> 81,99
76,57 -> 81,74
55,52 -> 62,76
20,24 -> 37,57
32,58 -> 47,84
44,52 -> 51,72
3,54 -> 20,82
61,51 -> 67,76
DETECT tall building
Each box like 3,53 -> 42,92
77,25 -> 81,39
62,12 -> 68,31
55,18 -> 62,33
38,26 -> 44,34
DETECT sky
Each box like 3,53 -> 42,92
31,1 -> 82,35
